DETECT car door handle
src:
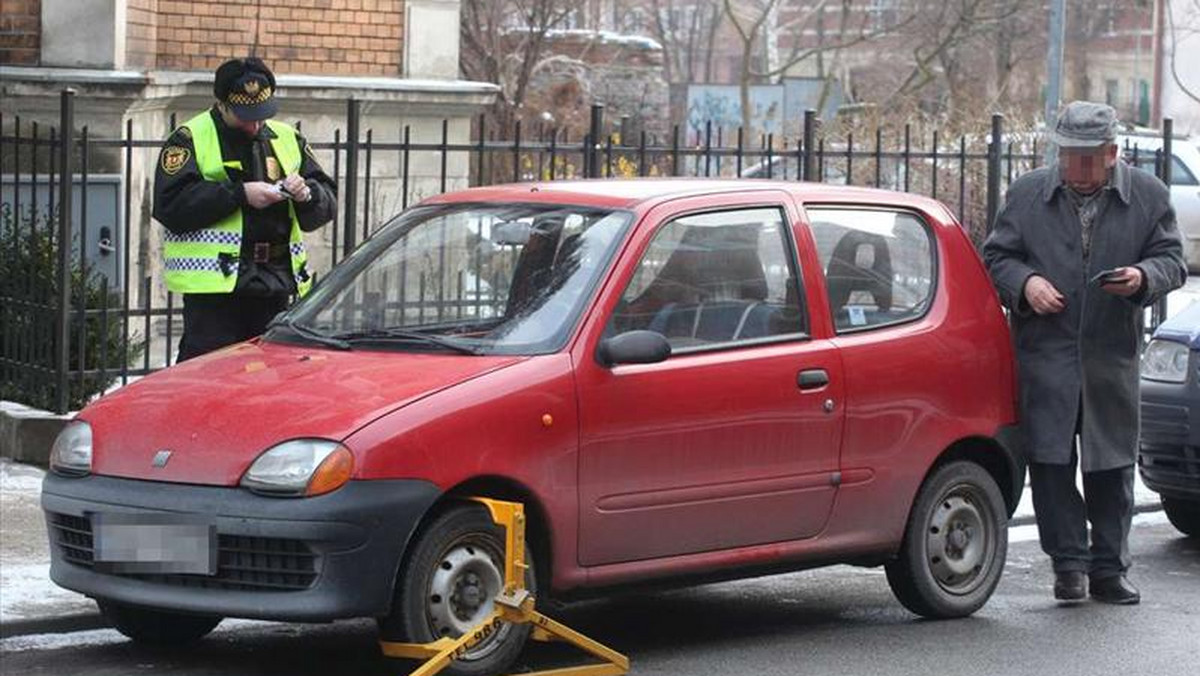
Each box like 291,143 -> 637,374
797,369 -> 829,390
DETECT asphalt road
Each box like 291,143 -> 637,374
2,520 -> 1197,676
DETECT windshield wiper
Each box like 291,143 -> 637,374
268,317 -> 351,350
331,327 -> 480,355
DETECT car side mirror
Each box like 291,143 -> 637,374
598,330 -> 671,366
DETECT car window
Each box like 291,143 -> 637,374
807,208 -> 935,333
607,207 -> 806,351
1123,152 -> 1199,186
284,203 -> 631,355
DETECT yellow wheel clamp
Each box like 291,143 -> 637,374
379,497 -> 631,676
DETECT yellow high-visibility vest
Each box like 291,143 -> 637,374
162,111 -> 311,296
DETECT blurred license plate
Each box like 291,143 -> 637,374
92,513 -> 217,575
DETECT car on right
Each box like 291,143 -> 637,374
1118,132 -> 1200,272
1140,300 -> 1200,537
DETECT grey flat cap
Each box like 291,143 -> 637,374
1053,101 -> 1118,148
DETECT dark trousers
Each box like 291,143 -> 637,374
178,293 -> 287,362
1029,451 -> 1134,581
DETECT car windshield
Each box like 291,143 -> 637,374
273,203 -> 632,355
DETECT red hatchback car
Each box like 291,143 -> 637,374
44,180 -> 1022,675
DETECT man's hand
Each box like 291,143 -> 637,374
1024,274 -> 1067,315
244,181 -> 287,209
281,174 -> 312,203
1100,266 -> 1144,298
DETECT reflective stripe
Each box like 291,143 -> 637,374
164,257 -> 225,272
164,229 -> 242,246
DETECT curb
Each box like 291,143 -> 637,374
0,612 -> 107,640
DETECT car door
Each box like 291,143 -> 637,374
574,193 -> 845,566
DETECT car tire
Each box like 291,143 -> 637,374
1162,497 -> 1200,537
97,599 -> 221,645
378,503 -> 534,676
885,461 -> 1008,619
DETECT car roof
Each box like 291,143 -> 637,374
420,179 -> 953,219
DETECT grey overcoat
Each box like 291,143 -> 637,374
982,160 -> 1186,471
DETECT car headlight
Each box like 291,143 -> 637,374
240,439 -> 354,497
1142,339 -> 1190,383
49,421 -> 93,476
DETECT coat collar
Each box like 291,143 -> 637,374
1042,159 -> 1131,205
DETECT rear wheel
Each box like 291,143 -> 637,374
97,599 -> 221,645
1162,497 -> 1200,537
885,461 -> 1008,618
379,503 -> 534,676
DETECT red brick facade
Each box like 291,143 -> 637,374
0,0 -> 41,66
2,0 -> 405,75
148,0 -> 404,75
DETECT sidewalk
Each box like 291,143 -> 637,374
0,457 -> 1166,641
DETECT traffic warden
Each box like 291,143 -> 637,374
153,57 -> 337,361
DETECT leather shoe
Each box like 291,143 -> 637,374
1089,575 -> 1140,605
1054,571 -> 1087,601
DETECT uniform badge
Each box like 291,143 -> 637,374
161,146 -> 190,175
244,80 -> 261,96
265,156 -> 282,181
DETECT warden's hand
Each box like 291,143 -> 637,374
244,181 -> 287,209
281,174 -> 312,203
1024,275 -> 1067,315
1100,266 -> 1144,298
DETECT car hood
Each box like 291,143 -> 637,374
82,340 -> 524,485
1153,301 -> 1200,349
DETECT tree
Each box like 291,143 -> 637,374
648,0 -> 724,85
722,0 -> 908,135
460,0 -> 577,133
1166,0 -> 1200,106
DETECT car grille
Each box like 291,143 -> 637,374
1139,443 -> 1200,491
48,512 -> 319,591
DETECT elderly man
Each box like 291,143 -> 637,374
983,101 -> 1185,605
153,57 -> 337,361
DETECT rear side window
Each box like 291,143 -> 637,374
608,207 -> 806,351
807,208 -> 935,333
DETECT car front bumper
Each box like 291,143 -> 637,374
41,473 -> 440,622
1139,377 -> 1200,501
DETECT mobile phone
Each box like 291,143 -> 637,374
1089,268 -> 1124,286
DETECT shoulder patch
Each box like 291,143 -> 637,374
161,146 -> 190,175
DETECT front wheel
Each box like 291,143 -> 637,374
379,503 -> 534,676
1162,497 -> 1200,537
885,461 -> 1008,618
97,599 -> 221,645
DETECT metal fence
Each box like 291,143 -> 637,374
0,89 -> 1182,413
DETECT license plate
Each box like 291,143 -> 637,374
92,512 -> 217,575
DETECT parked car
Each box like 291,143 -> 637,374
1139,300 -> 1200,537
1117,132 -> 1200,272
43,179 -> 1023,676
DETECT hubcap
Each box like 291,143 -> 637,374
426,540 -> 508,660
926,486 -> 995,595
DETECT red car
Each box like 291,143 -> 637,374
44,180 -> 1022,676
